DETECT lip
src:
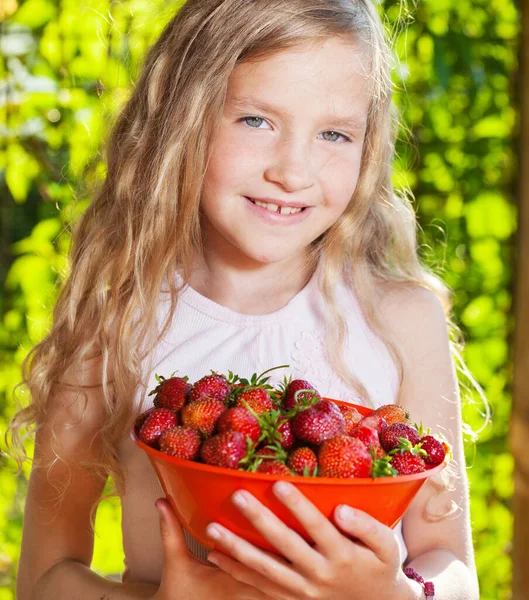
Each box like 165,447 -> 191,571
244,196 -> 313,225
248,197 -> 311,209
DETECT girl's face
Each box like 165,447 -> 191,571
201,37 -> 371,266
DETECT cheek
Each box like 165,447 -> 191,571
318,151 -> 362,209
205,127 -> 267,190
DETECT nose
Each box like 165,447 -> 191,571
264,136 -> 316,193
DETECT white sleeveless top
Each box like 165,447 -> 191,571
117,266 -> 406,584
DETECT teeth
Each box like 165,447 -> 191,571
253,199 -> 303,215
279,206 -> 302,215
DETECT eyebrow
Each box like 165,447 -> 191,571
228,95 -> 367,132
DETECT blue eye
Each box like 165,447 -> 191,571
241,116 -> 266,128
320,131 -> 351,143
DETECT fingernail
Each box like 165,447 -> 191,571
155,499 -> 164,518
207,524 -> 221,540
274,481 -> 293,497
208,554 -> 219,566
232,491 -> 248,508
337,505 -> 355,521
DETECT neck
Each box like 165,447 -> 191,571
188,233 -> 317,315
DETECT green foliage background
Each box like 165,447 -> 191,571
0,0 -> 519,597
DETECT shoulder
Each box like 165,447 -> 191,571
375,281 -> 450,356
376,280 -> 447,322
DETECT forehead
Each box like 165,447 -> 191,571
226,38 -> 372,121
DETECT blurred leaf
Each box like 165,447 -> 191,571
465,193 -> 516,239
10,0 -> 56,28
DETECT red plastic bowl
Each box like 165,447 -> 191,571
131,399 -> 447,554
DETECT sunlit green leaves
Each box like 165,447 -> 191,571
5,144 -> 40,202
465,193 -> 516,239
10,0 -> 56,29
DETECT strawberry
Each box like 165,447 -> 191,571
236,388 -> 274,415
371,454 -> 398,478
134,408 -> 154,434
200,431 -> 248,469
258,410 -> 295,449
357,414 -> 388,433
292,400 -> 346,445
419,435 -> 448,466
232,366 -> 288,414
277,418 -> 295,449
190,371 -> 234,404
158,426 -> 201,460
318,435 -> 372,478
287,447 -> 318,476
374,446 -> 387,460
217,407 -> 261,443
379,423 -> 420,453
282,378 -> 321,410
138,408 -> 178,447
350,425 -> 380,453
150,375 -> 191,411
181,398 -> 226,437
256,460 -> 292,475
390,451 -> 426,475
372,404 -> 410,426
339,404 -> 363,435
255,445 -> 287,461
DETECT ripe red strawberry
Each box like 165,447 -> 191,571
292,400 -> 346,445
277,419 -> 295,449
372,404 -> 410,426
379,423 -> 420,453
350,425 -> 380,452
287,447 -> 318,476
181,398 -> 226,437
357,413 -> 388,433
257,410 -> 295,449
190,372 -> 231,404
419,435 -> 448,466
256,460 -> 292,475
390,451 -> 426,475
319,435 -> 372,478
339,404 -> 363,435
283,379 -> 321,410
217,407 -> 261,443
200,431 -> 247,469
150,375 -> 191,411
158,426 -> 201,460
375,446 -> 387,460
254,445 -> 287,461
236,388 -> 273,415
134,408 -> 154,434
138,408 -> 178,447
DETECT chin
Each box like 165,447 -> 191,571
240,245 -> 301,266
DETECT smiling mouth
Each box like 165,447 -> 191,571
246,197 -> 308,216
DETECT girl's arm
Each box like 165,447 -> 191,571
17,354 -> 157,600
380,284 -> 480,599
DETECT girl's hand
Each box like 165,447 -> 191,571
152,498 -> 276,600
205,482 -> 416,600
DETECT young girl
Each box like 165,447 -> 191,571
10,0 -> 480,598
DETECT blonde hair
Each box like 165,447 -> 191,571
7,0 -> 477,510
